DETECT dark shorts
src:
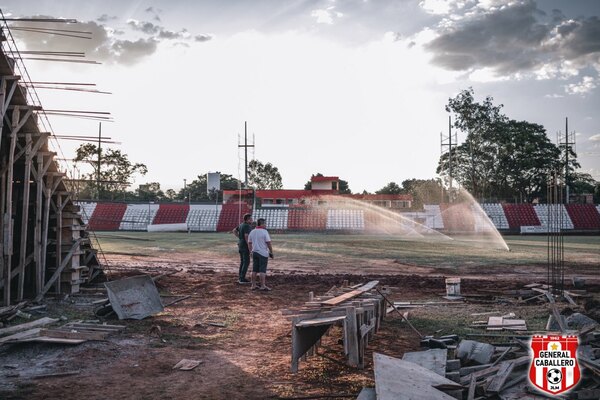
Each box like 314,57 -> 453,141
252,252 -> 268,273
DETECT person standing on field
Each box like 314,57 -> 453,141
248,218 -> 273,291
233,213 -> 253,284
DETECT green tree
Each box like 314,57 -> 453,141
74,143 -> 147,200
165,189 -> 177,201
179,173 -> 242,202
438,88 -> 564,202
248,160 -> 283,190
375,182 -> 404,195
401,179 -> 444,208
136,182 -> 166,202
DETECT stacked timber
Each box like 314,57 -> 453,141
282,281 -> 385,372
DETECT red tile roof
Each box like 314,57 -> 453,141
311,176 -> 339,182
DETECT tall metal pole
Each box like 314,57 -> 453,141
238,121 -> 254,189
448,116 -> 453,192
97,122 -> 101,200
565,117 -> 569,204
244,121 -> 248,188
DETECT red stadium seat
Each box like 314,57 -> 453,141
565,204 -> 600,230
88,202 -> 127,231
153,204 -> 190,224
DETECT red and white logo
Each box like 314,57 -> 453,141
529,335 -> 581,395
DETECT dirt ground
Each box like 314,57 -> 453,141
1,233 -> 599,399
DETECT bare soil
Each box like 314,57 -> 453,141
1,241 -> 598,400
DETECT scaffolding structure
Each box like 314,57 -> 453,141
0,15 -> 100,306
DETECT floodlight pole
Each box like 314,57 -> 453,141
238,121 -> 254,188
441,116 -> 456,203
97,122 -> 101,200
559,117 -> 575,205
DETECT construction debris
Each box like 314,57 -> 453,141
0,320 -> 124,345
172,359 -> 203,371
104,275 -> 164,320
283,281 -> 385,372
373,352 -> 461,400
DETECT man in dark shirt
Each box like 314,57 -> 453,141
234,213 -> 253,284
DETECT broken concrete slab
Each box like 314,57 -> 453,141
104,275 -> 164,320
402,349 -> 447,377
457,340 -> 495,365
374,353 -> 461,400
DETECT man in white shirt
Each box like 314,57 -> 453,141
247,218 -> 273,291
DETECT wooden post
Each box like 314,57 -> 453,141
17,133 -> 32,300
344,306 -> 359,367
34,153 -> 43,294
3,108 -> 19,306
0,167 -> 4,296
40,177 -> 52,288
55,194 -> 62,294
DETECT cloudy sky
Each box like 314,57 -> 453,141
2,0 -> 600,193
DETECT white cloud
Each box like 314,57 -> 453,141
311,7 -> 343,24
589,134 -> 600,142
468,67 -> 509,82
564,76 -> 597,95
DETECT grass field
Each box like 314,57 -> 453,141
95,231 -> 600,270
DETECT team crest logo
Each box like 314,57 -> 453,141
529,335 -> 580,395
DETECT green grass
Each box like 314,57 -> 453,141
95,231 -> 600,269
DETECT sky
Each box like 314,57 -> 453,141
2,0 -> 600,193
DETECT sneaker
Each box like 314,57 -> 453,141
238,279 -> 251,285
259,286 -> 272,291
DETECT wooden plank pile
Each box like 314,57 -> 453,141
0,317 -> 124,345
359,325 -> 600,399
282,280 -> 386,372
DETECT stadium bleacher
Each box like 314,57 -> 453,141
287,207 -> 327,231
566,204 -> 600,230
88,203 -> 127,231
119,204 -> 159,231
217,203 -> 252,232
253,208 -> 289,230
186,205 -> 221,231
534,204 -> 574,230
326,209 -> 364,230
78,202 -> 97,225
502,204 -> 540,229
77,201 -> 599,233
481,203 -> 509,229
153,204 -> 190,225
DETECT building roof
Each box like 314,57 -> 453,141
223,189 -> 254,195
255,190 -> 314,198
343,194 -> 413,201
311,176 -> 339,182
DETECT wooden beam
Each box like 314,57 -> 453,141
40,178 -> 53,289
17,134 -> 32,301
34,154 -> 43,294
344,306 -> 359,367
3,109 -> 19,306
321,281 -> 379,306
55,195 -> 63,294
34,238 -> 82,302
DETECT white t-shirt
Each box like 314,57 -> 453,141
248,228 -> 271,257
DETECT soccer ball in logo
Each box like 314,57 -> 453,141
547,368 -> 562,385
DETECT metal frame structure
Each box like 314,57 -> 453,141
0,17 -> 100,306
